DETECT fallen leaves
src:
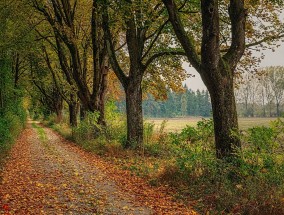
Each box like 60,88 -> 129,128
0,122 -> 197,214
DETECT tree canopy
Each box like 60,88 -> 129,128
0,0 -> 283,159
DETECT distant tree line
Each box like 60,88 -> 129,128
117,66 -> 284,119
116,86 -> 212,118
236,66 -> 284,117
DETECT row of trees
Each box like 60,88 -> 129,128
0,0 -> 27,146
2,0 -> 284,159
236,66 -> 284,117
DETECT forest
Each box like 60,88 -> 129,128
1,0 -> 284,214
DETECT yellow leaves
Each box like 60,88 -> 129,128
122,205 -> 130,210
36,182 -> 44,188
3,194 -> 11,201
236,184 -> 243,189
0,122 -> 197,214
62,183 -> 68,188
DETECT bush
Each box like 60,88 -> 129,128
0,106 -> 26,169
158,118 -> 284,214
247,126 -> 278,153
72,111 -> 101,142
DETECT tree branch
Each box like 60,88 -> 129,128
142,19 -> 169,60
144,50 -> 186,69
246,33 -> 284,48
223,0 -> 246,70
102,2 -> 128,87
162,0 -> 201,71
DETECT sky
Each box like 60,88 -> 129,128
184,43 -> 284,91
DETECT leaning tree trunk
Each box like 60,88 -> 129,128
124,76 -> 143,149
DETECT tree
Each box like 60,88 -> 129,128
41,46 -> 80,126
29,54 -> 64,122
163,0 -> 284,159
31,0 -> 109,126
236,74 -> 260,117
162,0 -> 245,158
102,1 -> 186,148
265,66 -> 284,117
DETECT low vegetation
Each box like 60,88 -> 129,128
0,107 -> 26,171
0,66 -> 27,171
46,111 -> 284,214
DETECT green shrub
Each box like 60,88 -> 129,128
196,118 -> 214,142
247,126 -> 278,153
144,121 -> 155,145
0,106 -> 26,169
158,118 -> 284,214
73,111 -> 101,142
180,125 -> 199,143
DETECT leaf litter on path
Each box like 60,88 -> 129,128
0,122 -> 197,214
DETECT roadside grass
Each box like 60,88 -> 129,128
0,114 -> 26,176
32,123 -> 47,141
48,117 -> 284,214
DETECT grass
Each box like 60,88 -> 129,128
146,117 -> 278,132
48,116 -> 284,214
32,123 -> 47,141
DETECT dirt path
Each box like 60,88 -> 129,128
0,121 -> 196,215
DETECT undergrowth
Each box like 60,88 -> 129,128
47,113 -> 284,215
0,105 -> 26,173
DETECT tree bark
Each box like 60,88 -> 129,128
276,102 -> 280,117
69,101 -> 78,127
163,0 -> 246,159
95,68 -> 108,126
35,0 -> 109,127
13,53 -> 20,89
269,101 -> 273,117
54,96 -> 63,123
204,66 -> 241,159
80,104 -> 87,121
125,76 -> 143,148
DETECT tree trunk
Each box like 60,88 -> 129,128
202,65 -> 241,159
80,104 -> 87,121
276,102 -> 280,117
125,78 -> 143,148
269,101 -> 272,117
55,107 -> 63,124
94,68 -> 108,126
163,0 -> 245,160
69,102 -> 78,127
262,89 -> 266,117
13,53 -> 20,89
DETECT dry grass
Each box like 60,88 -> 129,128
146,117 -> 279,132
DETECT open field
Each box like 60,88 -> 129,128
146,117 -> 280,133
